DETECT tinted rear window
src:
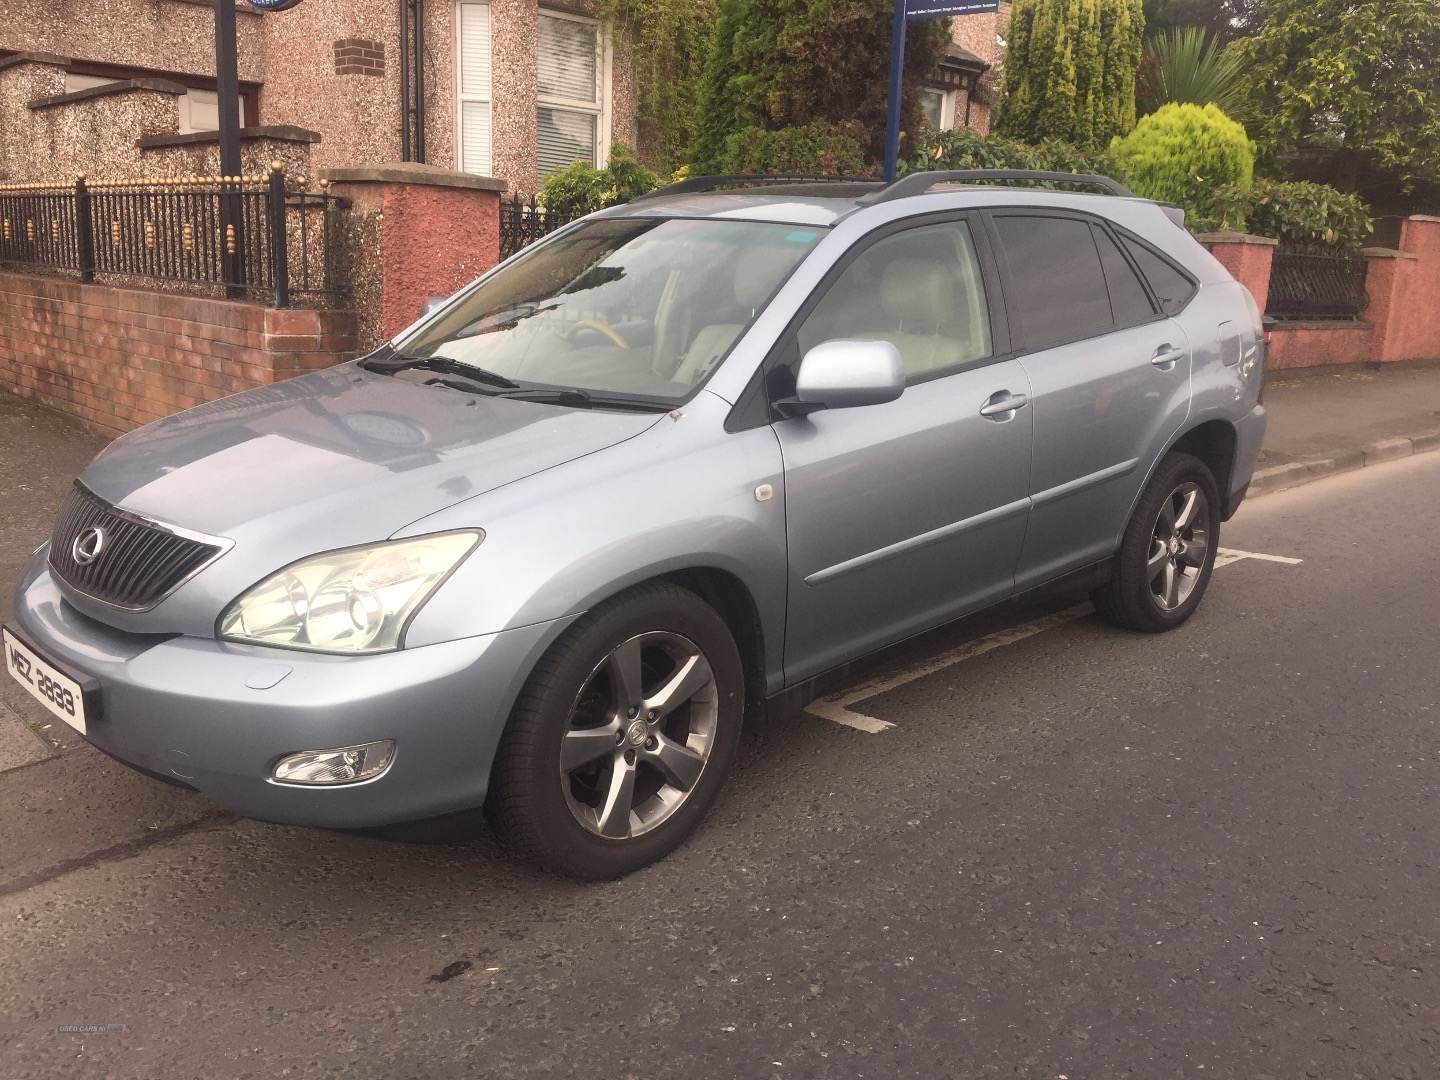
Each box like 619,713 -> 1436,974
1093,225 -> 1156,328
994,214 -> 1114,351
1120,235 -> 1196,315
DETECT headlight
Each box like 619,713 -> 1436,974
218,531 -> 481,654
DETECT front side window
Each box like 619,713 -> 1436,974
797,220 -> 992,381
993,214 -> 1115,351
537,11 -> 603,175
396,218 -> 823,403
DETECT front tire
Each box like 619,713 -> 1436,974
1092,451 -> 1220,633
487,583 -> 745,879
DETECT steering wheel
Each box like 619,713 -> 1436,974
565,318 -> 628,350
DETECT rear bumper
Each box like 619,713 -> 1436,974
12,552 -> 571,828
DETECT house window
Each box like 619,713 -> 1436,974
919,86 -> 955,131
456,1 -> 493,175
64,73 -> 241,133
537,9 -> 607,176
177,89 -> 242,134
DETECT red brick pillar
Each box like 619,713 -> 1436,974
1387,217 -> 1440,362
1197,231 -> 1279,313
323,163 -> 507,349
1360,247 -> 1419,363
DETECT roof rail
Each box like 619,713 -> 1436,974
862,169 -> 1134,204
632,173 -> 881,201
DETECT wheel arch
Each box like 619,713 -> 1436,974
1168,419 -> 1240,519
640,566 -> 771,717
1113,417 -> 1241,559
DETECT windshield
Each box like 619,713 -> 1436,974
394,217 -> 825,402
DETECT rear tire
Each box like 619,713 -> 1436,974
487,583 -> 744,879
1092,452 -> 1220,633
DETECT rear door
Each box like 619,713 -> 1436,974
985,211 -> 1194,589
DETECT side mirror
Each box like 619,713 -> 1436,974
779,339 -> 905,416
418,296 -> 449,320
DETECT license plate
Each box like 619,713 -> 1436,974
3,627 -> 87,735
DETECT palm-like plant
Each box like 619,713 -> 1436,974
1138,27 -> 1251,120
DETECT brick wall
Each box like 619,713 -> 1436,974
1201,218 -> 1440,371
325,163 -> 505,349
0,271 -> 357,436
333,38 -> 386,77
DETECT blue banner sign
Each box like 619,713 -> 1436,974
907,0 -> 999,18
249,0 -> 305,10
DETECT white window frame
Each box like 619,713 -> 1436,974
536,7 -> 612,171
920,86 -> 958,131
178,88 -> 243,134
454,0 -> 494,175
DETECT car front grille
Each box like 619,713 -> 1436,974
47,483 -> 228,611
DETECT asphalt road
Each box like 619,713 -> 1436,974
2,451 -> 1438,1080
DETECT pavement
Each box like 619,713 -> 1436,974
1251,362 -> 1440,496
0,362 -> 1439,1078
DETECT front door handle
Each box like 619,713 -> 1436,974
1151,345 -> 1185,370
979,391 -> 1029,419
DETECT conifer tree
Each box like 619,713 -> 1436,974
996,0 -> 1144,150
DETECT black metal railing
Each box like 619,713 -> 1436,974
0,169 -> 348,306
1266,243 -> 1370,320
499,194 -> 579,260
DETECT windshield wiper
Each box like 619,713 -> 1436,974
360,352 -> 519,389
492,387 -> 668,412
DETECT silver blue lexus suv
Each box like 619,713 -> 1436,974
7,171 -> 1267,878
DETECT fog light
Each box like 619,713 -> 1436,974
271,740 -> 395,786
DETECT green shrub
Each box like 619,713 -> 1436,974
1240,179 -> 1373,248
904,129 -> 1117,182
1137,27 -> 1250,119
717,121 -> 867,176
538,143 -> 662,214
688,0 -> 949,171
906,129 -> 1043,173
1107,102 -> 1255,216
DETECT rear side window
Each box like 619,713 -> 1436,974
1093,225 -> 1157,328
1119,235 -> 1196,315
993,214 -> 1113,351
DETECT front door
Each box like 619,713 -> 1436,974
772,217 -> 1034,683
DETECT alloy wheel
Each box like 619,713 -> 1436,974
1148,481 -> 1211,611
560,631 -> 719,840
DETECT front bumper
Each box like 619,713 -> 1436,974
12,553 -> 570,828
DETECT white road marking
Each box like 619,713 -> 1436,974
805,548 -> 1303,731
1215,546 -> 1305,566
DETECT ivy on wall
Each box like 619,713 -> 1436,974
597,0 -> 718,174
688,0 -> 951,173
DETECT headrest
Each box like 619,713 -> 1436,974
881,258 -> 954,326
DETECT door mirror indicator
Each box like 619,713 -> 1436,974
778,340 -> 905,416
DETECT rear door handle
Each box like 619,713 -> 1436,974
979,391 -> 1029,419
1151,345 -> 1185,370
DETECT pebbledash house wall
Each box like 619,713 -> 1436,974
0,0 -> 636,194
946,3 -> 1010,136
